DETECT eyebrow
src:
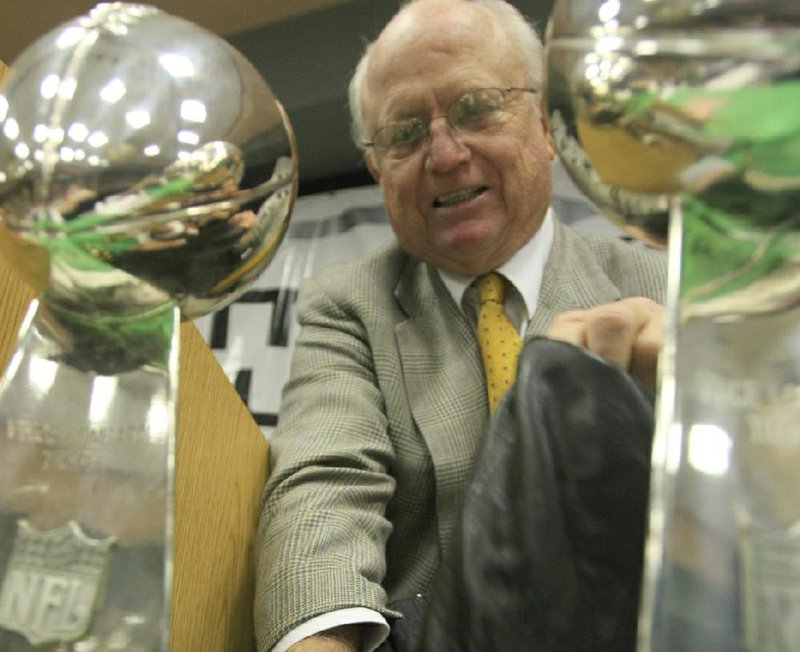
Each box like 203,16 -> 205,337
380,101 -> 427,124
379,86 -> 489,124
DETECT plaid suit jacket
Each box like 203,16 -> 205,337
255,219 -> 666,651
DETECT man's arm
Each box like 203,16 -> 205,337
272,609 -> 389,652
255,274 -> 397,652
288,625 -> 361,652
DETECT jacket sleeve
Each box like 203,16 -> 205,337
254,273 -> 400,652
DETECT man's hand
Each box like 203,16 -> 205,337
546,297 -> 665,390
288,625 -> 361,652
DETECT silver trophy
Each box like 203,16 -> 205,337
547,0 -> 800,650
0,3 -> 297,649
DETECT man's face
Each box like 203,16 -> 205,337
362,0 -> 554,276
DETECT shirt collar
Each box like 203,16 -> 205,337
438,208 -> 554,322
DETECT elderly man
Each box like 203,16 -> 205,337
255,1 -> 666,651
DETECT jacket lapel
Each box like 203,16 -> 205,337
527,220 -> 624,337
394,258 -> 488,555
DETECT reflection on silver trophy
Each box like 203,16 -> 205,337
0,3 -> 297,649
547,0 -> 800,649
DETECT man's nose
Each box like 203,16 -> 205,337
425,117 -> 470,172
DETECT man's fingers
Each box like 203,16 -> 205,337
584,304 -> 638,371
546,314 -> 587,349
546,298 -> 665,389
628,304 -> 665,389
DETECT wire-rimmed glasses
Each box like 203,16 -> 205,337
363,86 -> 537,161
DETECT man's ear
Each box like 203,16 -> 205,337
365,150 -> 381,182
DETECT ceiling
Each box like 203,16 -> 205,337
0,0 -> 354,62
1,0 -> 556,194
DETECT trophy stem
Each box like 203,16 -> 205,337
638,196 -> 800,651
637,197 -> 684,652
0,300 -> 179,651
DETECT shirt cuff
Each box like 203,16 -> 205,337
270,608 -> 390,652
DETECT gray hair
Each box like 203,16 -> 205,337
347,0 -> 544,149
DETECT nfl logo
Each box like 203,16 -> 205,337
0,520 -> 115,645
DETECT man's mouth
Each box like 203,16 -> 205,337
432,186 -> 487,208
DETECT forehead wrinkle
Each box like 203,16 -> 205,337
363,2 -> 517,129
369,3 -> 507,80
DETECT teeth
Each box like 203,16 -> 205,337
434,186 -> 484,207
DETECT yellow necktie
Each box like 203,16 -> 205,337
476,272 -> 522,413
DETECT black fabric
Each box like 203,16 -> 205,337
376,595 -> 430,652
417,337 -> 656,652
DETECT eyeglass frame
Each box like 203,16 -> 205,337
362,86 -> 539,161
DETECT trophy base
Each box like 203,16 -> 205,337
0,300 -> 178,651
641,305 -> 800,652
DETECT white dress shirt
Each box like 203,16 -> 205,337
270,209 -> 555,652
438,208 -> 554,336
